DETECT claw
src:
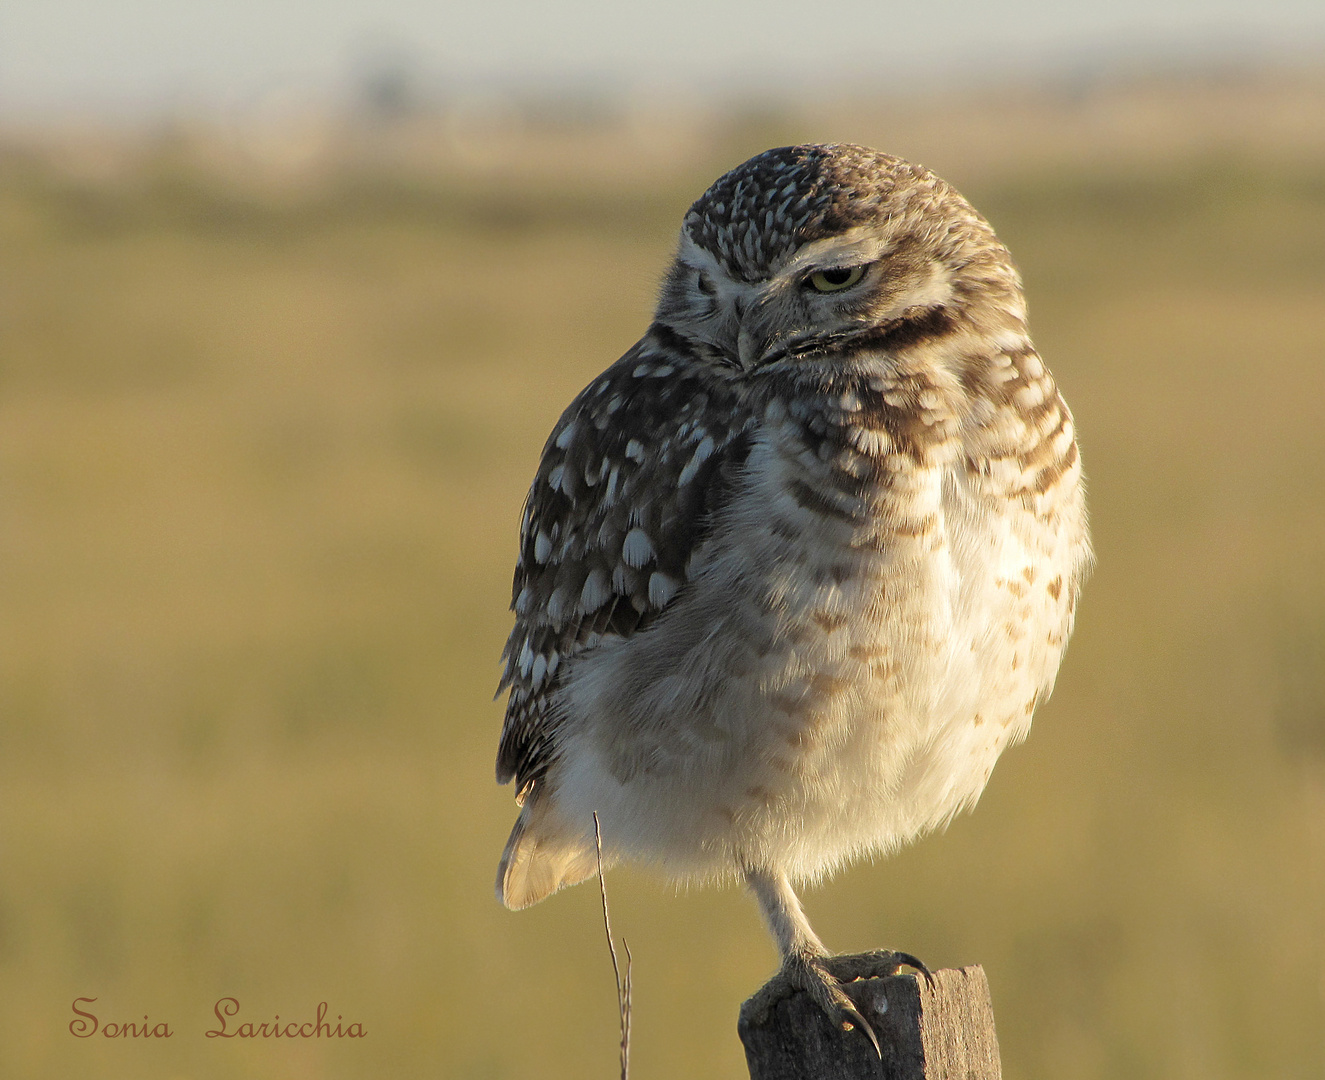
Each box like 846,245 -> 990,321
839,999 -> 881,1058
780,951 -> 887,1058
891,951 -> 934,983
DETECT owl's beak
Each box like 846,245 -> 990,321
733,293 -> 786,370
736,325 -> 761,370
738,324 -> 804,369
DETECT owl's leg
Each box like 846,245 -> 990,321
744,867 -> 884,1056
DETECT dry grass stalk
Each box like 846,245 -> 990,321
594,812 -> 632,1080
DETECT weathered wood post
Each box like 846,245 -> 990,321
738,952 -> 1001,1080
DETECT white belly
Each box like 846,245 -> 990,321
551,441 -> 1081,885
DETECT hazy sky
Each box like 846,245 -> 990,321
3,0 -> 1324,117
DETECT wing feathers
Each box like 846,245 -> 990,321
496,327 -> 756,793
496,803 -> 601,910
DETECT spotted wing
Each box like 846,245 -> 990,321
497,327 -> 755,793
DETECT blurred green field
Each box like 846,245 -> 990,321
1,136 -> 1324,1080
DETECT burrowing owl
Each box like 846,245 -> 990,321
496,143 -> 1090,1048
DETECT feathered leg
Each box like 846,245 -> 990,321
745,867 -> 927,1057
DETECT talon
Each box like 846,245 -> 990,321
778,950 -> 884,1057
840,1001 -> 881,1058
893,951 -> 933,981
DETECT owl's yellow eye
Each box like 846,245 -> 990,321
806,265 -> 866,293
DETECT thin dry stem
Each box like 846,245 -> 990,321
593,812 -> 632,1080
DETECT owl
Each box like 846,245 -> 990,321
495,143 -> 1090,1049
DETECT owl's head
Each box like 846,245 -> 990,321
655,144 -> 1023,372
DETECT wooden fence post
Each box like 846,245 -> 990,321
738,953 -> 1001,1080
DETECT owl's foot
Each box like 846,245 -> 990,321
783,948 -> 881,1055
778,948 -> 931,1058
743,869 -> 932,1056
824,948 -> 931,983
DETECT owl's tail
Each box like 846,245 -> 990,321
496,799 -> 600,910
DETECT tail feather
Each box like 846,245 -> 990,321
496,805 -> 599,910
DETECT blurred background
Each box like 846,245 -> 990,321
2,2 -> 1324,1078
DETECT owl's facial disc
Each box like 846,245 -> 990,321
661,227 -> 953,371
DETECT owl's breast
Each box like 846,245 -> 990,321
679,380 -> 1086,844
549,370 -> 1087,876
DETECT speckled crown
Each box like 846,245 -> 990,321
683,144 -> 934,282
